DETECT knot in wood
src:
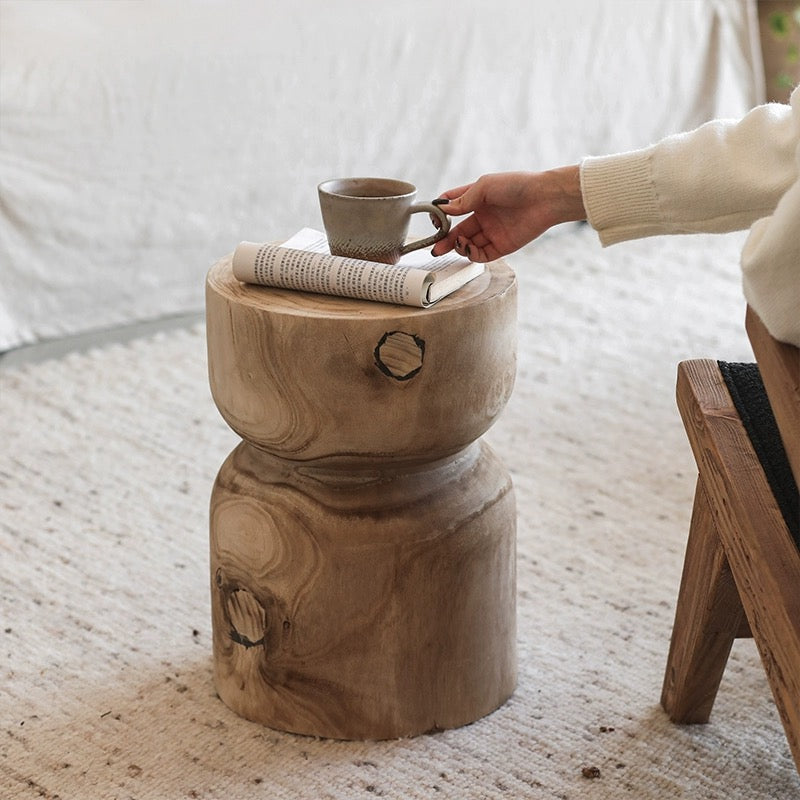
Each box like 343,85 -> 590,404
374,331 -> 425,381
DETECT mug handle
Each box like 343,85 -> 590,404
399,203 -> 451,256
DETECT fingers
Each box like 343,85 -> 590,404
436,183 -> 473,202
428,184 -> 473,243
432,233 -> 495,262
435,234 -> 494,263
453,234 -> 498,263
432,182 -> 475,216
431,217 -> 492,261
459,240 -> 501,263
429,180 -> 488,257
430,217 -> 472,256
431,237 -> 454,257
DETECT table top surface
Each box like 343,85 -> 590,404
206,253 -> 516,321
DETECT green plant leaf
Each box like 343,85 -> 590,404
769,11 -> 790,37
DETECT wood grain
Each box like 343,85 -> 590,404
661,478 -> 744,723
673,357 -> 800,770
206,256 -> 518,739
210,440 -> 516,740
206,255 -> 517,464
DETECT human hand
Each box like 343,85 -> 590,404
430,167 -> 586,262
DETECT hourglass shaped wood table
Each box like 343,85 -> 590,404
205,254 -> 517,740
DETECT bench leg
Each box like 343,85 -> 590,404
661,477 -> 746,723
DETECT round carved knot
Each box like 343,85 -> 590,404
374,331 -> 425,381
226,588 -> 266,648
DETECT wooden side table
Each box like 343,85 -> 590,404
205,255 -> 518,740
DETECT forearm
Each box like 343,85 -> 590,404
541,165 -> 586,227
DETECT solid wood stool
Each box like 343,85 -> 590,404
205,256 -> 518,740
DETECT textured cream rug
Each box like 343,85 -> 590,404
2,225 -> 798,799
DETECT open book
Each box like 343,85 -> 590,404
232,228 -> 485,307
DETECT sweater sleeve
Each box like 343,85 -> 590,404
580,87 -> 800,346
580,93 -> 798,245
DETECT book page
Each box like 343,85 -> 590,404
232,228 -> 484,307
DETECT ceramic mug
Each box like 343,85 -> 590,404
318,177 -> 451,264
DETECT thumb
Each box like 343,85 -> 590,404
448,182 -> 485,215
434,183 -> 478,216
434,194 -> 469,217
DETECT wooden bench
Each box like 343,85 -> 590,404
661,306 -> 800,772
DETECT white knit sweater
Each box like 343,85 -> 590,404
580,86 -> 800,346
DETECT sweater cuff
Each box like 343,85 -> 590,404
580,150 -> 662,245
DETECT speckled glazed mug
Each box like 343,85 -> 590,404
318,177 -> 451,264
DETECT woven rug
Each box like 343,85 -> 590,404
2,225 -> 798,799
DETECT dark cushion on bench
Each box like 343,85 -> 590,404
718,361 -> 800,550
